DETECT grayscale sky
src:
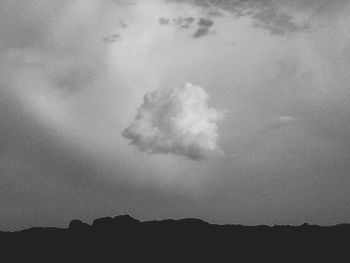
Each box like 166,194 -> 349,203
1,0 -> 350,230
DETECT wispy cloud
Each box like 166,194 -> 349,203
159,16 -> 196,28
167,0 -> 309,35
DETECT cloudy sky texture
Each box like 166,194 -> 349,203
1,0 -> 350,230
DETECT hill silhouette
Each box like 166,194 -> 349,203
0,215 -> 348,261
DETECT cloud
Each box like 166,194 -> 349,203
159,17 -> 171,25
159,16 -> 196,28
167,0 -> 309,35
158,15 -> 213,38
193,27 -> 210,38
119,20 -> 128,28
103,33 -> 122,44
175,16 -> 196,28
193,18 -> 214,38
250,5 -> 308,35
198,17 -> 214,27
122,83 -> 224,160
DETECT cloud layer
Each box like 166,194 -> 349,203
158,15 -> 213,38
168,0 -> 309,35
123,83 -> 223,160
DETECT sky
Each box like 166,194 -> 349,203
1,0 -> 350,230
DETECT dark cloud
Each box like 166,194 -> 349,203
251,6 -> 308,35
175,16 -> 196,28
158,15 -> 215,38
193,17 -> 214,38
159,16 -> 196,28
119,20 -> 128,28
167,0 -> 309,35
183,17 -> 196,24
198,17 -> 214,27
103,33 -> 122,44
159,17 -> 171,25
193,27 -> 211,38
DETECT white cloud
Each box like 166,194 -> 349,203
123,83 -> 224,160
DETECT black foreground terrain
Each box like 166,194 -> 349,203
1,215 -> 348,262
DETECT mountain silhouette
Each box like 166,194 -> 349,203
0,215 -> 348,262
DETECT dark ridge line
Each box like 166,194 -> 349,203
1,215 -> 349,261
1,214 -> 350,233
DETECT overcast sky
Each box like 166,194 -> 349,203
1,0 -> 350,230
